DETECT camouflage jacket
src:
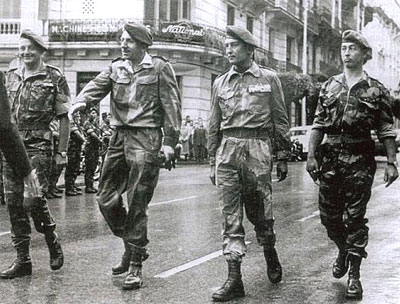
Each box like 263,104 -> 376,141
83,118 -> 101,145
208,62 -> 290,160
5,60 -> 70,149
312,72 -> 395,140
73,53 -> 181,147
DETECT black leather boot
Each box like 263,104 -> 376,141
211,260 -> 245,302
45,229 -> 64,270
0,240 -> 32,279
345,255 -> 363,299
264,246 -> 282,284
112,241 -> 131,275
332,249 -> 349,278
122,262 -> 143,290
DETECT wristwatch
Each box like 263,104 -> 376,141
57,151 -> 67,158
387,161 -> 398,168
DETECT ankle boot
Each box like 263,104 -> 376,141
45,230 -> 64,270
332,249 -> 349,278
0,240 -> 32,279
346,255 -> 363,299
211,260 -> 245,302
122,262 -> 143,290
264,247 -> 282,284
112,241 -> 131,275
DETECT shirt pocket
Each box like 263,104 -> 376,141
28,81 -> 55,112
218,91 -> 235,119
248,92 -> 269,115
110,72 -> 131,102
135,75 -> 158,105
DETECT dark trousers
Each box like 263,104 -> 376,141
97,128 -> 161,255
65,140 -> 82,190
84,143 -> 100,188
318,150 -> 376,258
3,151 -> 56,245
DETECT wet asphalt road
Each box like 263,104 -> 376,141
0,160 -> 400,304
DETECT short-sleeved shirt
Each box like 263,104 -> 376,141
312,72 -> 395,140
208,61 -> 290,160
6,60 -> 70,150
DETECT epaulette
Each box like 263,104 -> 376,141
152,55 -> 168,62
112,57 -> 123,63
258,65 -> 277,73
46,64 -> 62,74
7,67 -> 18,73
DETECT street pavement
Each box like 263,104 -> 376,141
0,159 -> 400,304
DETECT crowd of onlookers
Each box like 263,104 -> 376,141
176,115 -> 208,163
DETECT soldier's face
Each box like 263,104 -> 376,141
19,38 -> 44,66
225,37 -> 250,68
341,42 -> 364,69
120,30 -> 145,63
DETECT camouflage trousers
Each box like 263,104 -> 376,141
317,143 -> 376,258
84,142 -> 100,188
3,150 -> 56,244
65,139 -> 82,190
97,128 -> 161,257
216,136 -> 275,262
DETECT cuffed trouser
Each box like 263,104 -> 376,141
3,150 -> 56,245
97,128 -> 161,256
216,136 -> 275,261
318,150 -> 376,258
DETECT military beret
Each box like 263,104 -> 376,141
20,29 -> 48,51
123,22 -> 153,46
342,30 -> 372,62
226,26 -> 258,48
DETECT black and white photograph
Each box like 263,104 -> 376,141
0,0 -> 400,303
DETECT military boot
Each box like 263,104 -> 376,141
112,241 -> 131,275
44,229 -> 64,270
211,260 -> 245,302
332,249 -> 349,278
346,255 -> 363,299
264,246 -> 283,284
0,239 -> 32,279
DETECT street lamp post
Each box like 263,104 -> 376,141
301,0 -> 308,126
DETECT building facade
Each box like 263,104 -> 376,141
1,0 -> 393,127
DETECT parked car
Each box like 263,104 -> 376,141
289,125 -> 313,160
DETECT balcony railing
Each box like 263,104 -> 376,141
0,20 -> 20,35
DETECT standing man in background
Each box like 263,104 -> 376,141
1,30 -> 69,278
208,26 -> 290,302
307,30 -> 398,299
70,22 -> 181,290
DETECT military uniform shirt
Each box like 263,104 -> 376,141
73,53 -> 181,147
313,72 -> 395,140
208,61 -> 290,159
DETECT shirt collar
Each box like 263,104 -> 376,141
16,59 -> 47,79
332,71 -> 372,88
226,61 -> 261,81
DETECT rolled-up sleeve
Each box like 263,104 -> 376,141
54,76 -> 71,117
312,82 -> 328,131
159,62 -> 182,147
376,88 -> 396,140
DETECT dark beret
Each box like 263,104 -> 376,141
20,29 -> 48,51
342,30 -> 372,62
123,22 -> 153,46
226,26 -> 258,48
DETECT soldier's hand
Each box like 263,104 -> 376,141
161,145 -> 175,171
55,154 -> 68,166
209,165 -> 216,185
384,163 -> 398,187
306,156 -> 320,183
23,169 -> 41,199
276,161 -> 288,182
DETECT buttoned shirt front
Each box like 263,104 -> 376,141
312,72 -> 395,140
208,61 -> 290,159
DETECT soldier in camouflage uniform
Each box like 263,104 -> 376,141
307,30 -> 398,299
83,108 -> 102,193
65,112 -> 85,196
70,22 -> 181,290
208,26 -> 290,302
0,30 -> 69,279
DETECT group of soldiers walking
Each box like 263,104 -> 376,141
0,20 -> 398,303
